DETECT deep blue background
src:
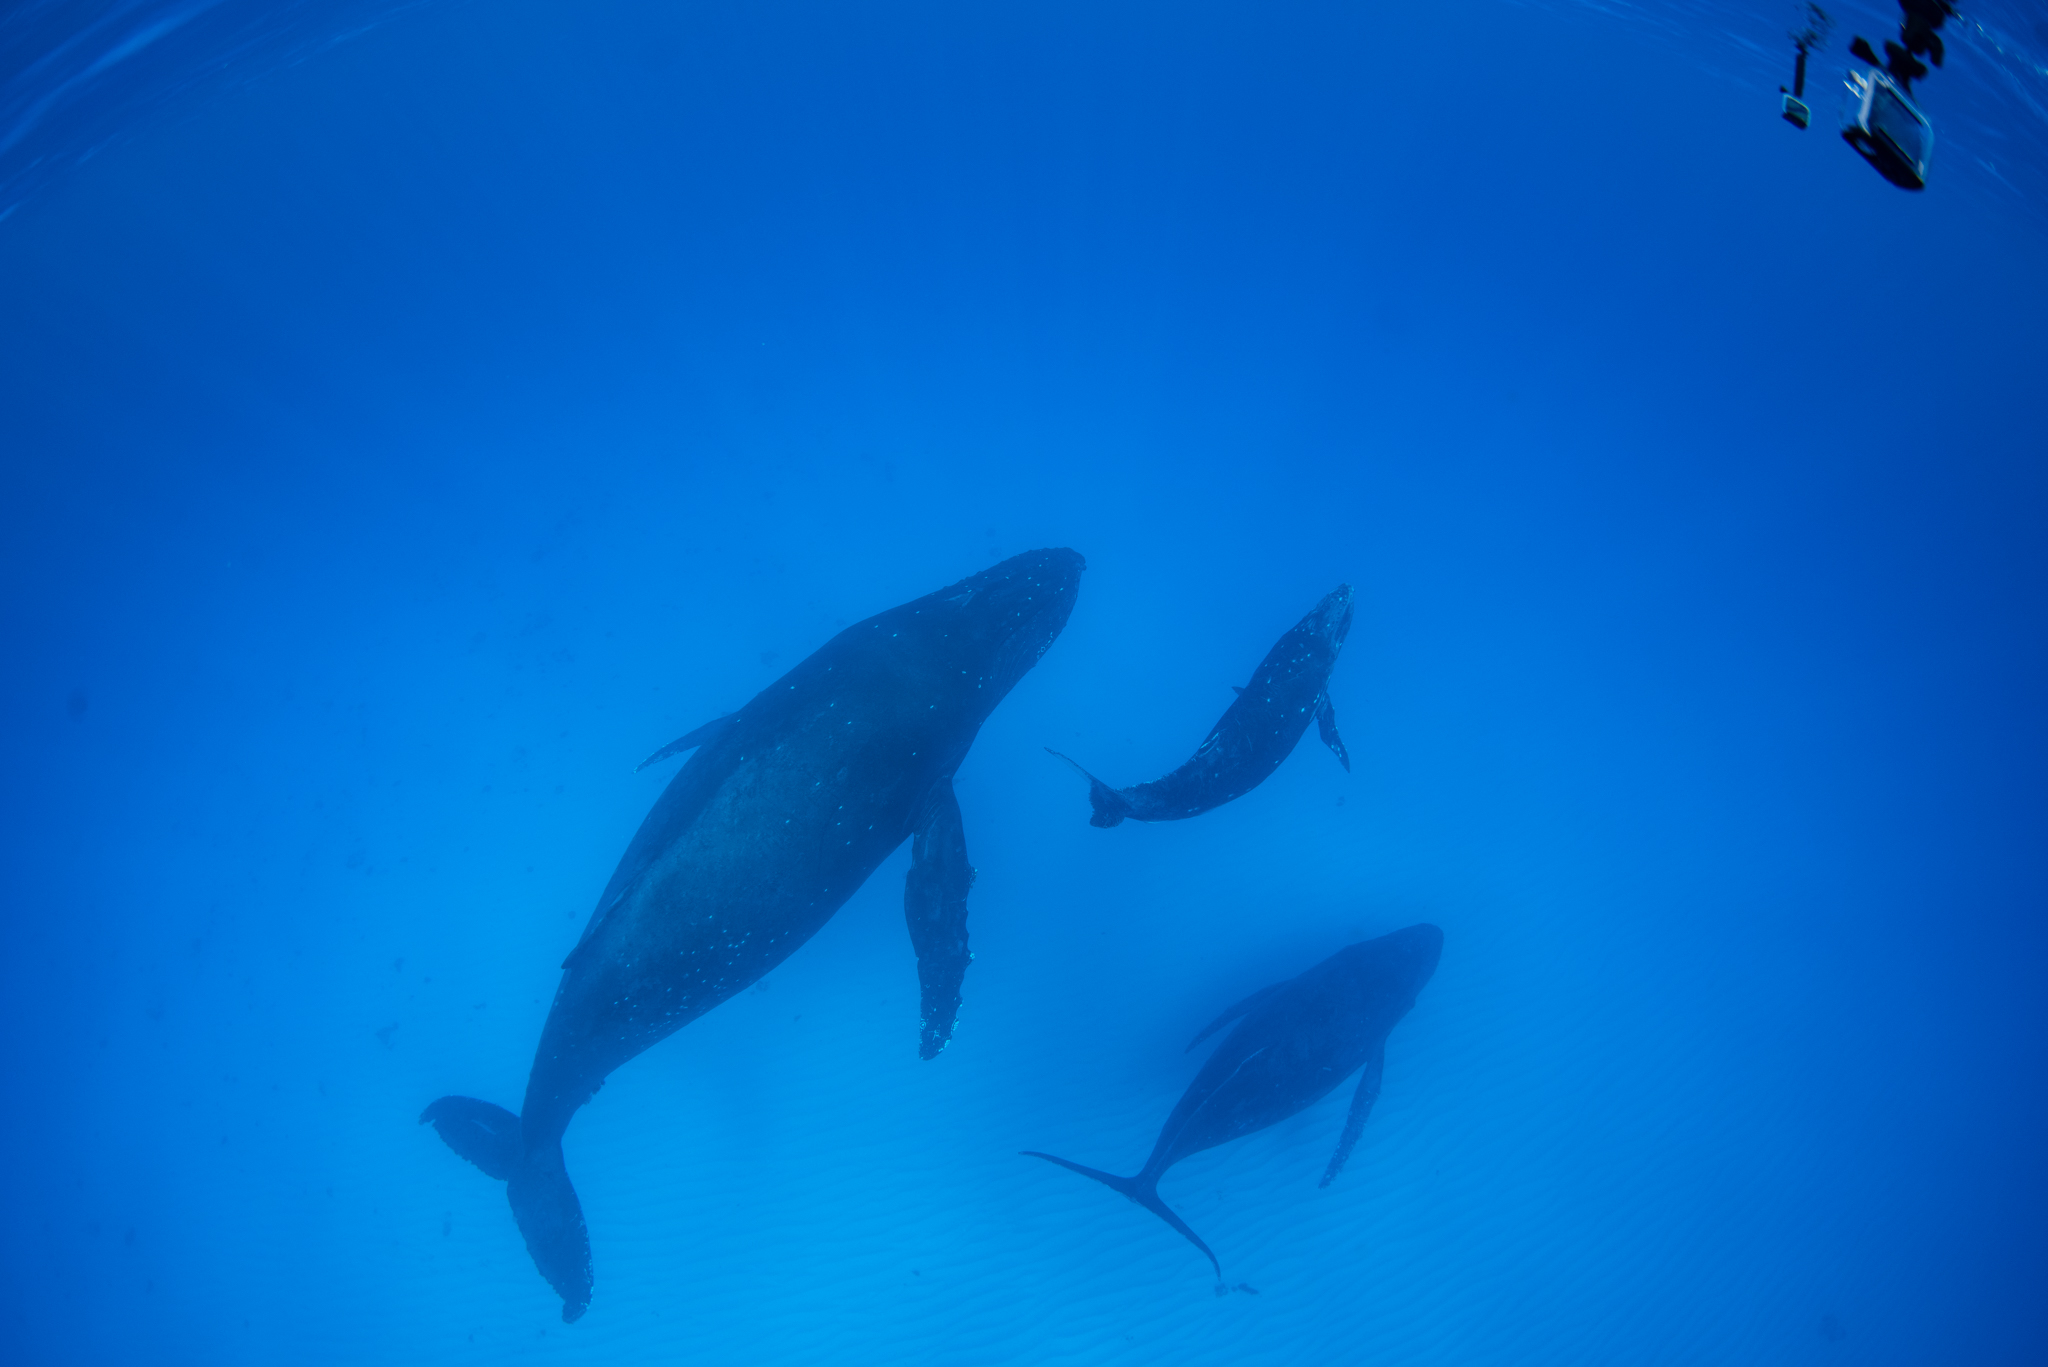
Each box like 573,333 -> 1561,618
2,0 -> 2044,1363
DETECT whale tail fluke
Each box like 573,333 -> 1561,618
419,1095 -> 521,1178
507,1141 -> 592,1322
421,1096 -> 593,1323
1022,1150 -> 1220,1277
1044,749 -> 1134,829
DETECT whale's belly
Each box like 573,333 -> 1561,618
523,708 -> 933,1126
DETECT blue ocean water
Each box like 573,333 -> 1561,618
2,1 -> 2044,1363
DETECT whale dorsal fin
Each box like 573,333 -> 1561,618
635,713 -> 736,772
1185,982 -> 1283,1053
1231,686 -> 1245,696
565,713 -> 741,967
562,712 -> 740,970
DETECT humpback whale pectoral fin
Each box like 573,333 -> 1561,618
634,712 -> 737,772
1185,983 -> 1283,1053
905,777 -> 975,1060
1319,1043 -> 1384,1188
1316,694 -> 1351,773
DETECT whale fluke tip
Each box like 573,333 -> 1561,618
424,1096 -> 592,1322
1044,749 -> 1133,828
1022,1150 -> 1220,1277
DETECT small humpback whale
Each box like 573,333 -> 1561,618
1024,923 -> 1441,1276
422,550 -> 1084,1321
1050,585 -> 1353,827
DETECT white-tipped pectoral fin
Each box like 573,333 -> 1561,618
1319,1043 -> 1384,1188
906,778 -> 975,1059
1315,695 -> 1350,773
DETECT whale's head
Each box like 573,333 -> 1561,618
1309,583 -> 1355,652
1346,922 -> 1442,1001
916,548 -> 1086,711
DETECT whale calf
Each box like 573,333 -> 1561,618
423,549 -> 1084,1320
1051,584 -> 1352,827
1024,923 -> 1441,1275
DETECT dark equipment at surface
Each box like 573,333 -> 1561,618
1841,66 -> 1933,189
1782,51 -> 1812,129
1840,0 -> 1949,188
1781,4 -> 1832,129
1783,85 -> 1811,130
1849,0 -> 1956,94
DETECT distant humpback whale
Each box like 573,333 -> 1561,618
422,549 -> 1085,1321
1024,923 -> 1441,1275
1050,584 -> 1352,827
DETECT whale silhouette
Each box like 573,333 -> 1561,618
1051,584 -> 1352,826
1025,923 -> 1441,1276
423,550 -> 1084,1320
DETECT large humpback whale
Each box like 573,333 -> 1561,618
423,549 -> 1084,1320
1025,923 -> 1441,1275
1051,584 -> 1353,827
